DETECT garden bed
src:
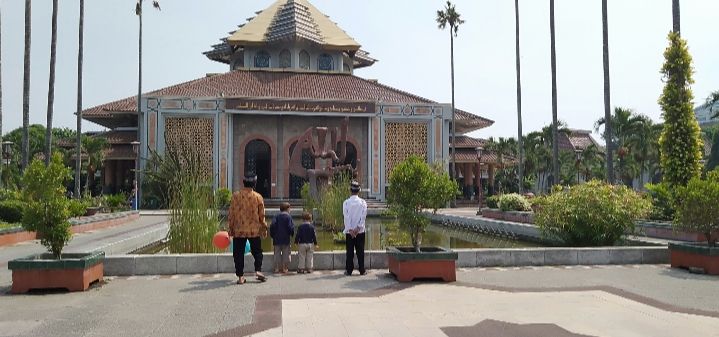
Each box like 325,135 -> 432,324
637,220 -> 719,242
481,208 -> 535,224
0,211 -> 139,247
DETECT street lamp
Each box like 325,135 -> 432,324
476,146 -> 484,216
575,148 -> 582,185
131,141 -> 141,211
1,141 -> 13,188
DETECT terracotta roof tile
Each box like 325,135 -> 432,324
104,146 -> 137,161
83,70 -> 493,131
454,148 -> 516,166
558,130 -> 599,152
98,130 -> 138,145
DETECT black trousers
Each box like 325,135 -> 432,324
345,232 -> 365,274
233,237 -> 263,277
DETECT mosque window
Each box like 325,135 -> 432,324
299,50 -> 310,70
254,51 -> 270,68
318,54 -> 334,71
279,49 -> 291,68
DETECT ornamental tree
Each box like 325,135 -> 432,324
387,156 -> 457,252
673,170 -> 719,246
22,153 -> 73,258
658,32 -> 704,187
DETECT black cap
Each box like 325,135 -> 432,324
243,174 -> 257,183
350,181 -> 361,193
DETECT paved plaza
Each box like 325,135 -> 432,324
1,263 -> 718,337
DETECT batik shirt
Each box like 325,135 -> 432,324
228,188 -> 268,238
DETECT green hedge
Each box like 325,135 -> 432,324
68,199 -> 88,218
486,195 -> 500,209
535,181 -> 650,246
645,182 -> 674,221
0,200 -> 25,224
498,193 -> 531,212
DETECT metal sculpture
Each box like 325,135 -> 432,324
289,117 -> 359,200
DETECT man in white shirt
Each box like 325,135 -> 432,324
343,181 -> 367,276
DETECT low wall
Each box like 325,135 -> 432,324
0,211 -> 140,247
426,212 -> 544,242
104,246 -> 669,276
481,208 -> 535,224
637,221 -> 717,243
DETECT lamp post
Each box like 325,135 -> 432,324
475,146 -> 483,216
575,148 -> 582,185
131,141 -> 140,210
1,141 -> 13,188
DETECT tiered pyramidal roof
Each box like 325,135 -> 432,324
205,0 -> 375,66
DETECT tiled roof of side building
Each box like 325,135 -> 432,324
83,69 -> 493,131
454,148 -> 517,166
98,130 -> 138,145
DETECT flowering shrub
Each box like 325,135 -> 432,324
535,180 -> 650,246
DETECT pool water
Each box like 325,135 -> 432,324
136,217 -> 539,254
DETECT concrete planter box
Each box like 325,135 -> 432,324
637,220 -> 719,242
669,243 -> 719,275
481,208 -> 535,224
8,251 -> 105,293
387,247 -> 458,282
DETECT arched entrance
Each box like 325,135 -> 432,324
245,139 -> 272,198
335,142 -> 358,169
288,141 -> 315,198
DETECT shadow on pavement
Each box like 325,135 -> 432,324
179,279 -> 235,293
659,266 -> 717,281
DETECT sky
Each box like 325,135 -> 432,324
1,0 -> 718,141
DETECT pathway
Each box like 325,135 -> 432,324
1,265 -> 717,337
0,215 -> 168,287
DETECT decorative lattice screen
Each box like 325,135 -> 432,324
384,122 -> 428,179
164,117 -> 214,179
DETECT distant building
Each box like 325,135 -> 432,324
81,0 -> 494,202
695,102 -> 719,129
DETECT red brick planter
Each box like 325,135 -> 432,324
387,247 -> 457,282
8,251 -> 105,293
669,243 -> 719,275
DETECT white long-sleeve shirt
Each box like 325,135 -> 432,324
343,195 -> 367,234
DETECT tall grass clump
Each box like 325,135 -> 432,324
301,173 -> 352,232
163,136 -> 220,253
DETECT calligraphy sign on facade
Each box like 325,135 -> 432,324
226,98 -> 375,114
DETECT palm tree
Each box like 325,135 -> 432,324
75,0 -> 85,198
601,0 -> 614,184
82,136 -> 108,195
549,0 -> 560,188
704,90 -> 719,119
21,0 -> 31,171
514,0 -> 524,194
628,116 -> 662,188
436,1 -> 464,184
595,107 -> 644,186
44,0 -> 59,166
672,0 -> 680,34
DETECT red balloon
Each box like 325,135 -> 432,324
213,231 -> 231,250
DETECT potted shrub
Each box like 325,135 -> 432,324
669,170 -> 719,274
8,154 -> 105,293
386,156 -> 458,282
535,181 -> 650,246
